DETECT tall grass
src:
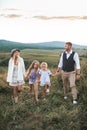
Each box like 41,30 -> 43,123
0,49 -> 87,130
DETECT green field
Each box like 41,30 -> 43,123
0,49 -> 87,130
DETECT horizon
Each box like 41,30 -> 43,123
0,0 -> 87,46
0,39 -> 87,47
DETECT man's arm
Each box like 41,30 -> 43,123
57,53 -> 63,72
74,52 -> 81,80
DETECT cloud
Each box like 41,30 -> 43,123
0,14 -> 22,18
0,8 -> 22,19
33,16 -> 87,20
1,8 -> 87,20
0,8 -> 19,11
5,14 -> 22,18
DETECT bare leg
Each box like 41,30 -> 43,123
13,87 -> 18,103
17,85 -> 22,92
42,86 -> 46,100
17,85 -> 23,101
29,84 -> 33,96
46,83 -> 50,93
13,87 -> 18,97
34,82 -> 39,101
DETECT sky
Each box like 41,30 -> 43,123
0,0 -> 87,45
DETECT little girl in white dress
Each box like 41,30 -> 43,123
39,62 -> 54,100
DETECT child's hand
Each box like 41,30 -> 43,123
37,79 -> 40,83
51,74 -> 55,77
24,76 -> 28,81
24,74 -> 29,81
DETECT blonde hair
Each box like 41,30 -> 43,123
41,62 -> 48,68
26,60 -> 40,77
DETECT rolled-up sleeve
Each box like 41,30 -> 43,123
58,53 -> 63,68
74,52 -> 80,69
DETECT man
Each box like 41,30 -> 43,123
57,42 -> 80,104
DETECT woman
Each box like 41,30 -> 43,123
7,48 -> 26,103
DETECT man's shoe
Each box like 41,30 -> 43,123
64,96 -> 68,99
73,100 -> 77,104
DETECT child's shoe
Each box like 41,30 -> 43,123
14,96 -> 18,103
43,98 -> 46,101
36,98 -> 39,102
46,88 -> 50,93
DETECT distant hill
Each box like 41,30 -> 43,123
0,39 -> 87,51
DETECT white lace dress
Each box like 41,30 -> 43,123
9,65 -> 24,87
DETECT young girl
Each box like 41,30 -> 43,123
26,60 -> 40,102
39,62 -> 54,100
7,49 -> 26,103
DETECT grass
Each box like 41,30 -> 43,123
0,77 -> 87,130
0,49 -> 87,130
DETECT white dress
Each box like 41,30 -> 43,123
39,69 -> 52,86
9,65 -> 24,87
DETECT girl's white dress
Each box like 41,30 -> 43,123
39,69 -> 52,86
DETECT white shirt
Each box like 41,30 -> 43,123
58,50 -> 80,69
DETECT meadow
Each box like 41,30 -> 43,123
0,49 -> 87,130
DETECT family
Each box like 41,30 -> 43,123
7,42 -> 80,104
